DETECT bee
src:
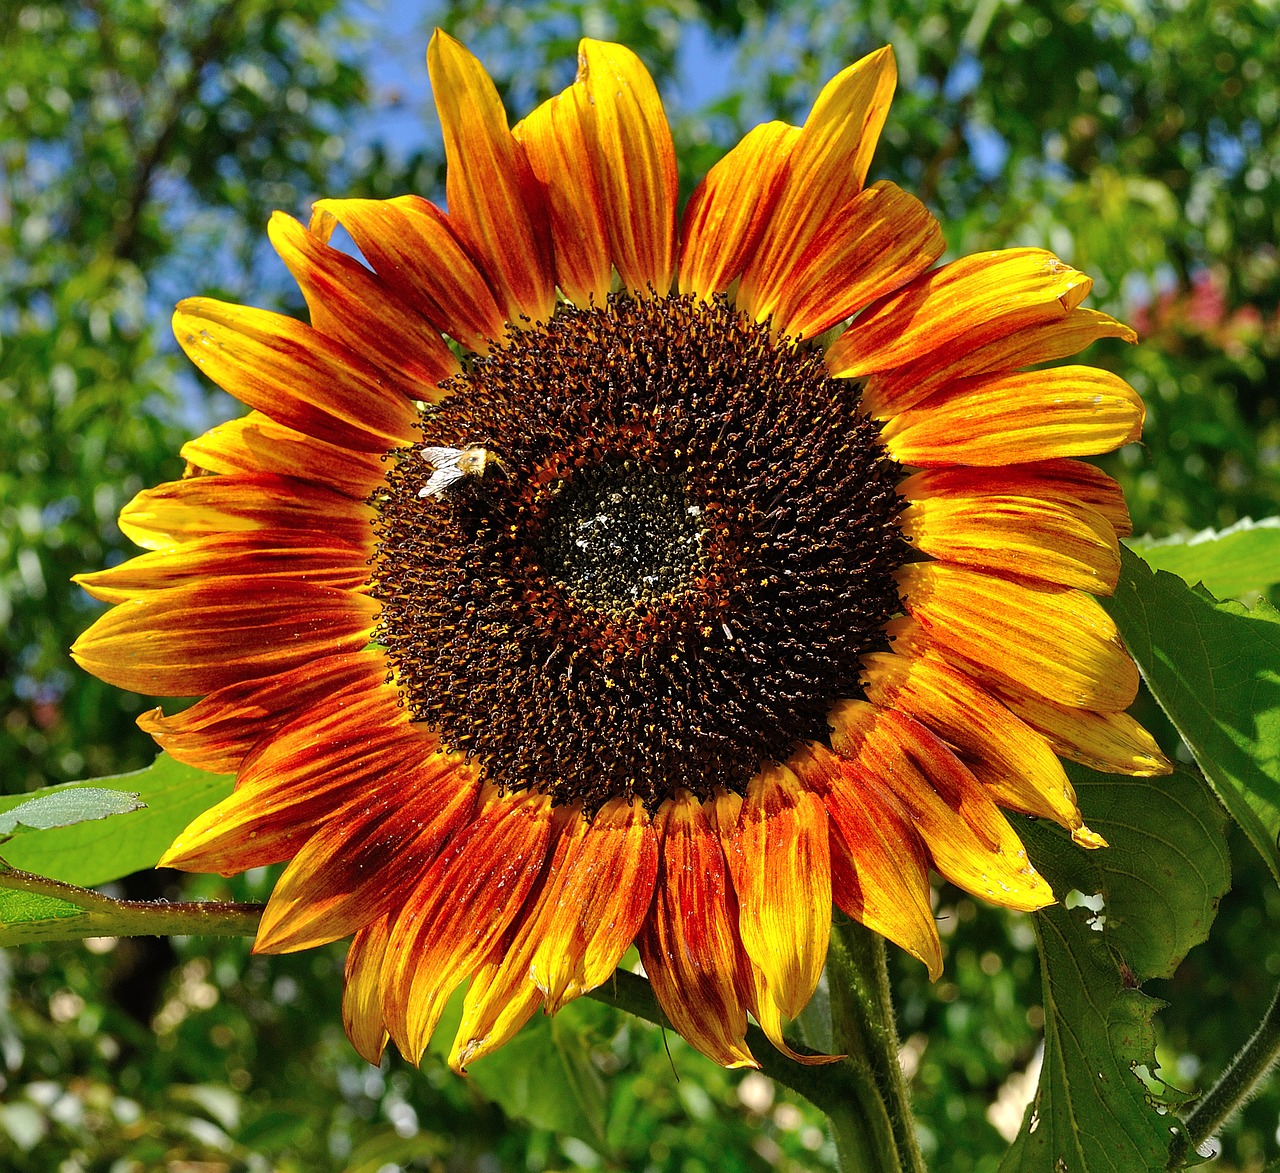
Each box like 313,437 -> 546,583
418,445 -> 509,499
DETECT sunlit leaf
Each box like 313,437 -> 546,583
1127,517 -> 1280,598
0,787 -> 143,839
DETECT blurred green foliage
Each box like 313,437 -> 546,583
2,0 -> 1280,1169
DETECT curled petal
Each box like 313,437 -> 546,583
573,39 -> 678,296
881,366 -> 1145,467
638,794 -> 758,1069
427,31 -> 556,325
343,916 -> 392,1065
826,248 -> 1092,379
172,299 -> 417,451
380,792 -> 554,1064
739,46 -> 896,318
312,196 -> 505,353
136,649 -> 388,775
829,701 -> 1055,911
527,799 -> 659,1013
897,562 -> 1140,711
860,649 -> 1101,844
795,743 -> 941,979
762,181 -> 944,340
899,460 -> 1133,538
863,305 -> 1137,419
180,412 -> 388,502
678,122 -> 800,301
900,494 -> 1121,594
71,582 -> 379,698
268,211 -> 459,394
448,939 -> 546,1074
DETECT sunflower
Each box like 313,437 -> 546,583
71,31 -> 1169,1072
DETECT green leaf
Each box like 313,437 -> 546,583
0,754 -> 233,886
1001,765 -> 1229,1173
0,787 -> 144,838
1106,547 -> 1280,883
1127,517 -> 1280,598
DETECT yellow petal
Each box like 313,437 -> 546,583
343,917 -> 392,1065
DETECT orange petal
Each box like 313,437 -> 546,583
762,181 -> 944,340
71,581 -> 379,698
448,939 -> 546,1074
427,31 -> 556,326
678,121 -> 800,301
343,916 -> 392,1065
828,701 -> 1055,911
136,649 -> 387,774
312,196 -> 505,354
180,412 -> 389,501
898,460 -> 1133,538
999,688 -> 1173,777
897,562 -> 1139,711
158,680 -> 438,873
75,533 -> 372,603
881,366 -> 1145,467
255,761 -> 480,953
860,649 -> 1099,843
863,305 -> 1136,419
722,764 -> 830,1021
637,794 -> 758,1069
826,248 -> 1092,379
172,299 -> 418,451
115,473 -> 374,552
738,46 -> 897,320
381,791 -> 554,1063
794,743 -> 941,979
573,39 -> 678,296
900,494 -> 1121,594
513,89 -> 612,308
268,211 -> 459,394
527,798 -> 658,1013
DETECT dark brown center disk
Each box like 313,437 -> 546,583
370,294 -> 906,812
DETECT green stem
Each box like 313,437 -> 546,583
1169,982 -> 1280,1168
0,865 -> 263,945
824,912 -> 926,1173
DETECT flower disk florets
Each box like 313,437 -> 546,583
371,294 -> 906,813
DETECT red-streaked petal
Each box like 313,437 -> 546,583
723,764 -> 830,1020
159,680 -> 442,872
180,412 -> 389,502
70,581 -> 379,697
637,794 -> 758,1069
311,196 -> 505,354
136,649 -> 388,774
115,474 -> 373,552
74,535 -> 371,603
760,181 -> 944,340
828,701 -> 1055,911
900,493 -> 1121,594
794,743 -> 941,979
527,799 -> 659,1013
678,121 -> 800,301
738,46 -> 896,319
864,306 -> 1137,419
898,460 -> 1133,538
1000,688 -> 1173,777
255,764 -> 480,953
343,916 -> 392,1065
380,791 -> 554,1063
826,248 -> 1092,379
573,39 -> 678,296
513,89 -> 612,309
897,562 -> 1140,711
172,299 -> 418,451
860,649 -> 1103,845
881,366 -> 1145,467
268,211 -> 459,394
427,31 -> 556,326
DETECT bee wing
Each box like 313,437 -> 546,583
419,465 -> 467,498
421,446 -> 463,469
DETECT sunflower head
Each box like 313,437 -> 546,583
71,28 -> 1168,1072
